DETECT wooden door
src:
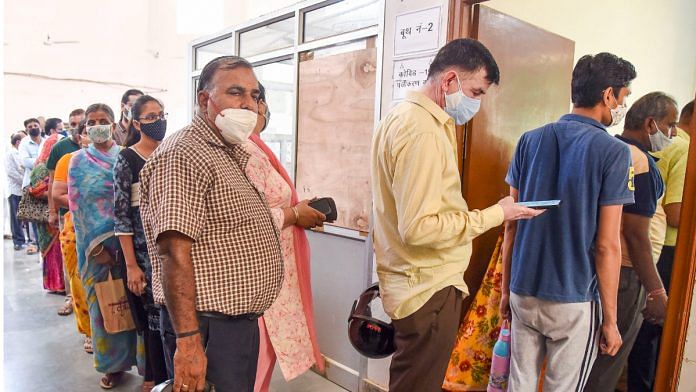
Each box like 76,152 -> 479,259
459,5 -> 575,311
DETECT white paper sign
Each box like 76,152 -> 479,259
392,55 -> 435,101
394,6 -> 441,56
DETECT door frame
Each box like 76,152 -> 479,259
655,93 -> 696,391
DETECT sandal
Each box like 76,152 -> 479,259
57,296 -> 73,316
100,372 -> 123,389
142,380 -> 155,392
26,245 -> 38,255
84,337 -> 93,354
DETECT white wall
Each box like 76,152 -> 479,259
485,0 -> 696,116
2,0 -> 300,140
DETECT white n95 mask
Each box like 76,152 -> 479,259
214,108 -> 257,144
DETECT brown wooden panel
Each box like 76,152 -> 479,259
295,43 -> 377,232
460,5 -> 575,310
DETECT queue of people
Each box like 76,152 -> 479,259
6,62 -> 327,391
5,36 -> 693,392
371,38 -> 693,392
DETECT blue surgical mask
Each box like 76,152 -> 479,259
444,74 -> 481,125
649,120 -> 672,151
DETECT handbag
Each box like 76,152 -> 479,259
95,270 -> 136,333
152,379 -> 216,392
17,187 -> 49,223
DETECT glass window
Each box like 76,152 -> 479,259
192,77 -> 200,112
194,35 -> 234,70
239,17 -> 295,58
255,59 -> 296,178
303,0 -> 380,42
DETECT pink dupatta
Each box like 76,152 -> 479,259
250,134 -> 325,372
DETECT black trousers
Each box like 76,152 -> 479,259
627,245 -> 675,392
160,307 -> 261,392
8,195 -> 25,246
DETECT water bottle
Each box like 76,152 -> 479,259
487,319 -> 511,392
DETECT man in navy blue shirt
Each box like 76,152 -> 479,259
501,52 -> 637,391
584,92 -> 674,391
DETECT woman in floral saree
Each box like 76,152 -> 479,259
68,103 -> 143,389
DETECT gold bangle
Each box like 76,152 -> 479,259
291,206 -> 300,223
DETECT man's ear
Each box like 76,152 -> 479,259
602,87 -> 615,107
198,91 -> 209,113
441,70 -> 456,93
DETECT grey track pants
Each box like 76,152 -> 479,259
509,293 -> 601,392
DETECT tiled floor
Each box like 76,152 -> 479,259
3,240 -> 347,391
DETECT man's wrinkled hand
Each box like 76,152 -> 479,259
173,334 -> 207,392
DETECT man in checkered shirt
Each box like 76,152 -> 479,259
140,56 -> 284,392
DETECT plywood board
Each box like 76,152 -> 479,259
296,45 -> 377,232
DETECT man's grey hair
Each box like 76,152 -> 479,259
625,91 -> 678,130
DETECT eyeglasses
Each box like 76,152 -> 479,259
138,113 -> 168,122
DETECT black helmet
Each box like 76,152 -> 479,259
348,283 -> 396,359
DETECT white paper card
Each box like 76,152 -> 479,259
392,55 -> 435,101
394,6 -> 441,56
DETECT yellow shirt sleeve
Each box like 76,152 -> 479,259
392,131 -> 504,250
663,145 -> 687,205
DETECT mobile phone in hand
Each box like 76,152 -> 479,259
308,197 -> 337,222
517,200 -> 562,210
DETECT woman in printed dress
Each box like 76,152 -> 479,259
31,131 -> 65,293
244,84 -> 326,391
69,103 -> 144,389
113,95 -> 169,391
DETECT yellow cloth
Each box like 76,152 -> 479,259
56,152 -> 91,337
61,212 -> 91,337
650,198 -> 666,262
651,127 -> 690,247
444,236 -> 505,391
371,91 -> 504,319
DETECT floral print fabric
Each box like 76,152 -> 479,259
443,235 -> 505,391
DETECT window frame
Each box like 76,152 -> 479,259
187,0 -> 385,240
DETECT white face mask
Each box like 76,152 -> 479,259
86,124 -> 112,144
649,120 -> 672,151
608,96 -> 627,127
214,108 -> 257,144
444,74 -> 481,125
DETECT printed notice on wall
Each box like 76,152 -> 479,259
392,55 -> 435,101
394,6 -> 441,56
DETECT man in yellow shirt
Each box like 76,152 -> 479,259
629,99 -> 692,391
371,38 -> 541,391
